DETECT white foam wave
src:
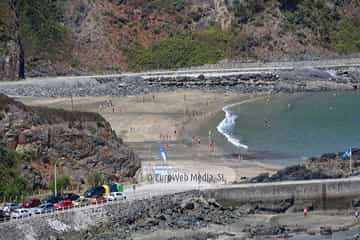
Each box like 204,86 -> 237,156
216,103 -> 249,150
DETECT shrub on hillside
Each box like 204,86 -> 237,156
331,19 -> 360,54
127,28 -> 230,71
49,175 -> 71,195
283,0 -> 360,53
0,146 -> 31,201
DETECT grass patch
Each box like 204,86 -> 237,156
126,27 -> 260,71
126,27 -> 231,71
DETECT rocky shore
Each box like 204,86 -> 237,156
250,148 -> 360,183
0,67 -> 359,97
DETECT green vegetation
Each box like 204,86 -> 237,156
0,0 -> 70,78
127,0 -> 185,13
127,27 -> 260,71
127,28 -> 230,71
284,0 -> 338,44
283,0 -> 360,53
232,0 -> 266,23
331,20 -> 360,54
87,172 -> 106,186
0,145 -> 31,201
18,0 -> 69,59
49,175 -> 71,195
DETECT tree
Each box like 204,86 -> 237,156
0,145 -> 30,201
49,175 -> 71,195
87,172 -> 105,186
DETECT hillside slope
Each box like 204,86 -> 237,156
1,0 -> 360,80
0,94 -> 140,198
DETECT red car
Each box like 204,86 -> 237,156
23,199 -> 41,208
89,196 -> 107,204
54,200 -> 73,210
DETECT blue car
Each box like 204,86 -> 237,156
84,186 -> 105,198
42,195 -> 62,204
32,203 -> 54,214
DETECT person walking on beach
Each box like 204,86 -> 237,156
355,210 -> 359,221
132,184 -> 136,193
303,208 -> 308,217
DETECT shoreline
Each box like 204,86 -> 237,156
216,95 -> 266,150
18,90 -> 280,183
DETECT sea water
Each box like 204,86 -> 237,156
217,91 -> 360,165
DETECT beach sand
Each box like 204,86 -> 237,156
18,90 -> 279,183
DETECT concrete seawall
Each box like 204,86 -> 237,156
204,178 -> 360,209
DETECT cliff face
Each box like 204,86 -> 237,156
0,94 -> 140,186
0,40 -> 19,81
0,0 -> 360,79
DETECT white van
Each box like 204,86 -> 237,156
11,208 -> 31,219
105,192 -> 126,201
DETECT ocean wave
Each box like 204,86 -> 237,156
216,103 -> 249,150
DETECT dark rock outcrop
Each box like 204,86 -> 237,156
250,165 -> 332,183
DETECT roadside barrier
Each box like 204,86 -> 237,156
0,187 -> 201,225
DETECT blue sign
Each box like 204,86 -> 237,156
159,147 -> 168,162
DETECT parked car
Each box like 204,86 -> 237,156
42,195 -> 62,204
105,192 -> 126,201
73,197 -> 89,207
89,196 -> 107,204
23,198 -> 41,208
31,203 -> 54,214
0,210 -> 10,222
84,186 -> 105,198
61,193 -> 80,201
54,200 -> 73,210
2,203 -> 19,214
11,208 -> 32,219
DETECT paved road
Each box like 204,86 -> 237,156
1,58 -> 360,85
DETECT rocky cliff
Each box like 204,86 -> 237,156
1,0 -> 360,80
0,41 -> 19,81
0,94 -> 140,188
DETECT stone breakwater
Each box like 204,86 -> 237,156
0,67 -> 359,97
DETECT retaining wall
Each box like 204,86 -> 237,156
204,178 -> 360,208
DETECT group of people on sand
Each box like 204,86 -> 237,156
98,99 -> 113,110
190,136 -> 215,152
160,130 -> 177,141
98,99 -> 125,113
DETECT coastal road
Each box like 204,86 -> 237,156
3,177 -> 360,225
1,57 -> 360,85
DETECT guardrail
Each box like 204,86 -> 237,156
0,186 -> 203,225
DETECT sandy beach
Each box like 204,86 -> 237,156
18,90 -> 279,183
